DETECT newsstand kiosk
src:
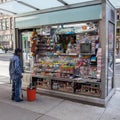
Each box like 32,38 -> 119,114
13,0 -> 116,106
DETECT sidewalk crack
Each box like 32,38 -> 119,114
34,114 -> 44,120
35,99 -> 65,120
97,108 -> 106,120
45,99 -> 65,114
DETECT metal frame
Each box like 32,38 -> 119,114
15,0 -> 102,17
57,0 -> 68,5
0,0 -> 102,17
0,0 -> 118,17
12,0 -> 116,106
0,8 -> 17,14
15,0 -> 40,11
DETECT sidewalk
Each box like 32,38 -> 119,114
0,57 -> 120,120
0,83 -> 120,120
115,52 -> 120,64
116,58 -> 120,64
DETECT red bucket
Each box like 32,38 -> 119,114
27,88 -> 36,101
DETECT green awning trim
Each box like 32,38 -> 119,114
16,4 -> 102,29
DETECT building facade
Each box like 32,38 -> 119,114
116,8 -> 120,56
0,0 -> 14,50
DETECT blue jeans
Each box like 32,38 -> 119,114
12,78 -> 22,101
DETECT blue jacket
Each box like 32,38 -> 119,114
9,55 -> 22,80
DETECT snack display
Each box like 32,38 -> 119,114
31,22 -> 101,97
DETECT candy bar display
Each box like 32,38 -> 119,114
74,82 -> 101,97
51,80 -> 73,93
32,77 -> 50,90
31,22 -> 102,96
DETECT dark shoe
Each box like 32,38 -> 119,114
11,97 -> 14,101
15,99 -> 23,102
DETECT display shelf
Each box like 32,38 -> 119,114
80,53 -> 92,55
37,53 -> 78,56
35,52 -> 79,57
32,75 -> 73,82
38,53 -> 46,55
31,74 -> 101,97
75,91 -> 101,97
51,77 -> 74,82
74,82 -> 101,97
38,48 -> 53,51
59,53 -> 78,56
37,44 -> 50,46
74,79 -> 100,84
35,70 -> 73,74
32,75 -> 100,83
51,79 -> 74,93
36,80 -> 50,90
31,26 -> 102,98
51,87 -> 73,93
32,75 -> 51,90
32,75 -> 50,79
57,29 -> 97,35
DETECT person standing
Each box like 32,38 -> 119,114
9,48 -> 23,102
4,47 -> 8,53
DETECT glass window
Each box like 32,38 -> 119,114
17,0 -> 63,10
10,17 -> 14,29
63,0 -> 95,4
5,18 -> 9,30
117,14 -> 119,20
3,35 -> 10,41
109,0 -> 120,8
22,32 -> 32,71
0,0 -> 7,3
0,1 -> 35,14
0,19 -> 2,30
2,19 -> 6,30
0,0 -> 119,16
0,18 -> 9,30
0,35 -> 2,41
117,29 -> 119,33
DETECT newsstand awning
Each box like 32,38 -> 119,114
0,0 -> 119,16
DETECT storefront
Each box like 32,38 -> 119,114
0,0 -> 116,106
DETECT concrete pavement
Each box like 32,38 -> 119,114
0,82 -> 120,120
0,55 -> 120,120
116,58 -> 120,64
